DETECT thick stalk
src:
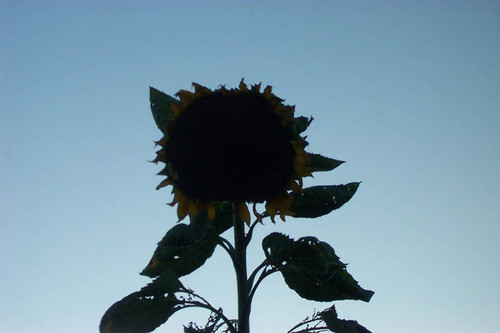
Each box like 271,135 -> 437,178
233,203 -> 250,333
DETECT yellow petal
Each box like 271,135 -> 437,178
263,85 -> 273,99
252,83 -> 262,92
237,202 -> 251,225
239,79 -> 248,91
156,178 -> 171,190
252,203 -> 263,224
154,137 -> 167,147
192,82 -> 208,93
265,201 -> 277,223
206,204 -> 216,220
153,149 -> 167,163
176,89 -> 195,104
188,200 -> 199,217
177,200 -> 189,221
174,190 -> 189,220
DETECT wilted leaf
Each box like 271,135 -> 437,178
263,233 -> 374,302
141,203 -> 235,278
100,271 -> 183,333
307,153 -> 344,172
289,183 -> 360,218
320,305 -> 372,333
150,87 -> 179,135
140,270 -> 185,296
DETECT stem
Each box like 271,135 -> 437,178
245,219 -> 260,245
217,235 -> 237,263
247,266 -> 278,310
180,289 -> 238,333
247,260 -> 268,289
232,202 -> 250,333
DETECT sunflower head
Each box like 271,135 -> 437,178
153,80 -> 311,224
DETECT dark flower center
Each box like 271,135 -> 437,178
166,91 -> 295,202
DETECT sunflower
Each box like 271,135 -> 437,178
153,80 -> 311,224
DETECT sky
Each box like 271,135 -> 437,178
1,1 -> 499,332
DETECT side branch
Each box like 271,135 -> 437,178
247,260 -> 269,290
246,266 -> 278,309
181,289 -> 238,333
245,218 -> 260,245
217,235 -> 236,263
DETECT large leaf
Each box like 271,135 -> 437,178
150,87 -> 179,135
141,222 -> 218,278
320,305 -> 372,333
289,183 -> 360,218
140,269 -> 185,295
141,203 -> 234,278
307,153 -> 344,172
100,271 -> 183,333
263,233 -> 374,302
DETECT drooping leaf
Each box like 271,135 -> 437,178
307,153 -> 345,172
289,183 -> 360,218
150,87 -> 179,135
141,203 -> 235,278
141,222 -> 218,278
100,293 -> 180,333
140,270 -> 185,296
100,271 -> 184,333
263,232 -> 374,302
320,305 -> 372,333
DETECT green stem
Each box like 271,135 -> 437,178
232,202 -> 250,333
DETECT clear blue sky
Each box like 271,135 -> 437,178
1,1 -> 499,332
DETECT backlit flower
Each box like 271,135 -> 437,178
153,80 -> 311,224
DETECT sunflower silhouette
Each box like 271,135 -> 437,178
153,80 -> 311,224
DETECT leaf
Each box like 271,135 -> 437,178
150,87 -> 179,135
289,183 -> 360,218
141,203 -> 234,278
141,270 -> 185,296
263,232 -> 374,302
100,293 -> 180,333
320,305 -> 372,333
140,222 -> 218,278
307,153 -> 344,172
99,271 -> 184,333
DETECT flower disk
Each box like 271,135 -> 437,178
154,80 -> 311,223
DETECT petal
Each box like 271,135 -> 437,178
192,82 -> 208,93
265,201 -> 277,223
239,79 -> 248,91
156,178 -> 171,190
176,198 -> 189,221
206,204 -> 216,220
263,85 -> 273,99
237,202 -> 251,225
251,83 -> 262,92
175,89 -> 195,104
154,137 -> 167,147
